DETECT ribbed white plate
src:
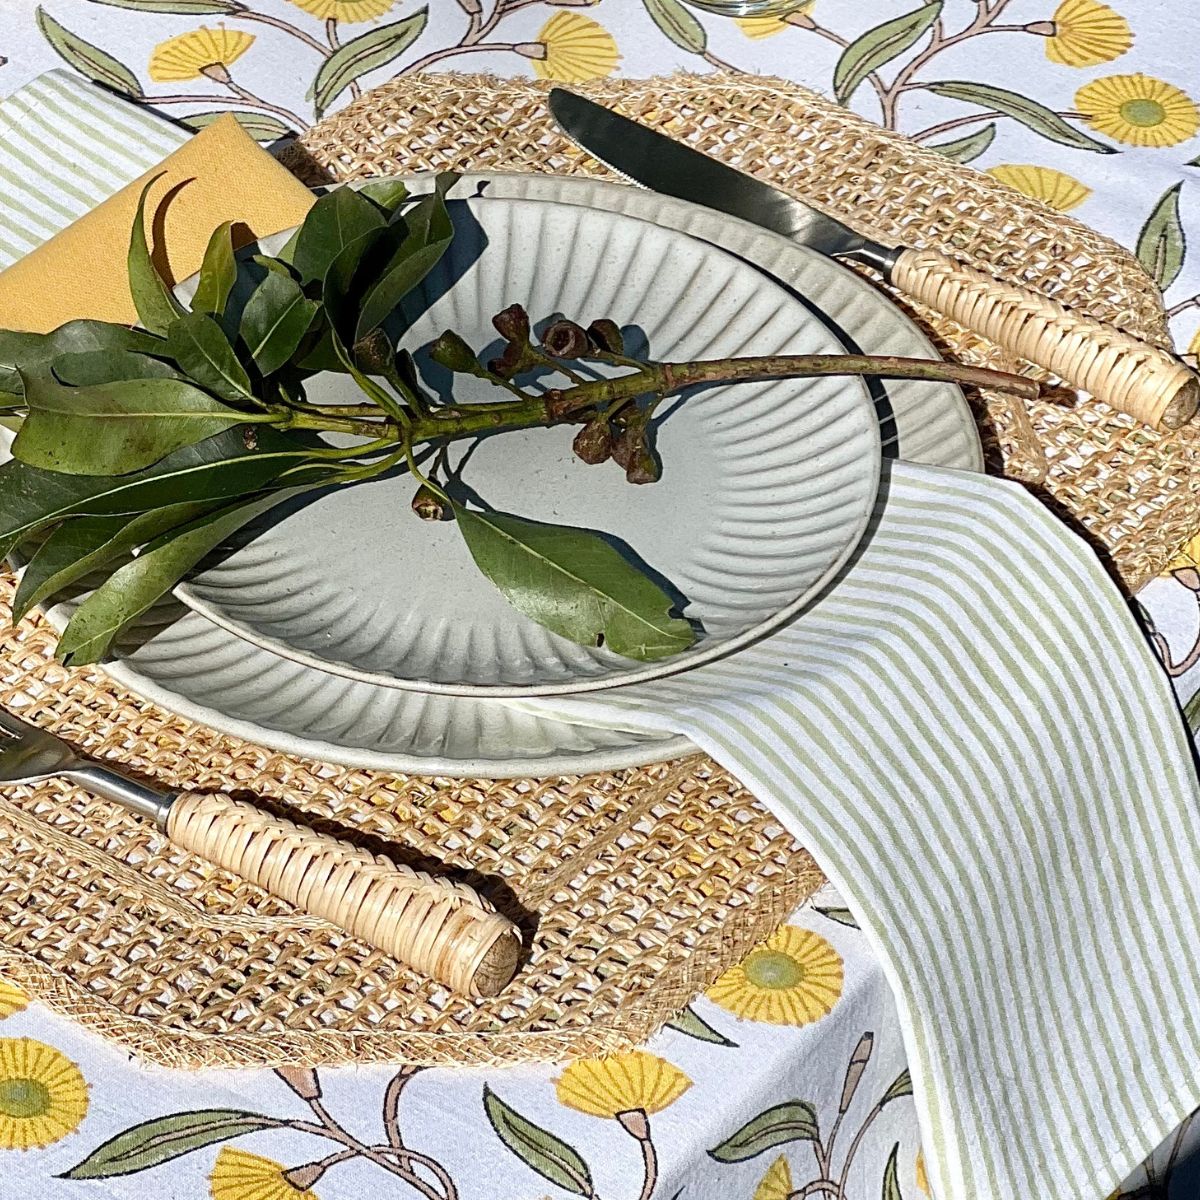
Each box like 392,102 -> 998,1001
16,174 -> 980,778
176,195 -> 881,696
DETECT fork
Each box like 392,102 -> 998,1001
0,708 -> 520,997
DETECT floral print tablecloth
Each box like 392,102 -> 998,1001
2,1 -> 1200,1197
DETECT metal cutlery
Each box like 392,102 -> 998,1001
0,707 -> 520,996
548,88 -> 1198,433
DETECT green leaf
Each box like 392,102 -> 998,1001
815,905 -> 859,928
643,0 -> 706,53
192,222 -> 238,316
312,9 -> 428,116
239,272 -> 319,375
483,1086 -> 593,1196
0,427 -> 328,558
921,81 -> 1116,154
1184,685 -> 1200,736
128,176 -> 187,336
167,311 -> 254,402
61,1110 -> 276,1179
355,172 -> 457,342
708,1101 -> 820,1163
357,179 -> 409,215
0,322 -> 165,396
36,7 -> 142,97
15,370 -> 255,475
927,123 -> 996,163
57,496 -> 278,663
882,1143 -> 902,1200
665,1005 -> 737,1046
880,1069 -> 913,1106
452,504 -> 694,661
1136,182 -> 1186,291
292,186 -> 386,286
88,0 -> 238,8
179,110 -> 295,141
13,502 -> 215,622
52,350 -> 180,387
834,2 -> 941,104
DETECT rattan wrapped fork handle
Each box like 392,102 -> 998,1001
165,792 -> 521,996
890,247 -> 1200,431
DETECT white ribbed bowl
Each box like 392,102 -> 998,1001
176,193 -> 880,696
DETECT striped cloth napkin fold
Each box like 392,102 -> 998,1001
3,69 -> 1200,1200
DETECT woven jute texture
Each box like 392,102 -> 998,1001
0,583 -> 823,1068
286,72 -> 1192,592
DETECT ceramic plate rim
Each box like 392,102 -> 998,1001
173,188 -> 884,698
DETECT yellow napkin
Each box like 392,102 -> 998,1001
0,114 -> 315,333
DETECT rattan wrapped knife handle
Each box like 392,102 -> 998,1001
891,247 -> 1200,431
166,792 -> 521,996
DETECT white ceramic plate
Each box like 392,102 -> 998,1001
176,195 -> 881,696
17,174 -> 980,778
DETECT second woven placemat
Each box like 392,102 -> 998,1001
287,72 -> 1189,593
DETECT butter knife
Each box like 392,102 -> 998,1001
549,88 -> 1197,432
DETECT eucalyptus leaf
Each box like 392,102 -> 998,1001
179,110 -> 294,141
355,172 -> 457,342
312,9 -> 428,116
167,311 -> 254,402
834,1 -> 941,104
1136,182 -> 1186,291
53,350 -> 181,386
0,427 -> 329,558
643,0 -> 707,53
62,1109 -> 275,1179
13,502 -> 216,622
921,81 -> 1116,154
239,272 -> 319,375
57,494 -> 284,664
128,176 -> 187,335
36,7 -> 142,97
664,1005 -> 737,1046
15,370 -> 258,475
928,123 -> 996,163
452,503 -> 694,661
357,179 -> 409,215
191,221 -> 237,316
881,1143 -> 902,1200
707,1101 -> 820,1163
0,322 -> 165,397
482,1086 -> 593,1196
291,187 -> 386,285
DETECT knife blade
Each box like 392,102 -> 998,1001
548,88 -> 1199,432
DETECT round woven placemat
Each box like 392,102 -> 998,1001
285,71 -> 1191,593
0,71 -> 1184,1070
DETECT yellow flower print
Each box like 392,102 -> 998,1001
916,1148 -> 930,1195
737,1 -> 814,39
555,1050 -> 691,1119
754,1154 -> 794,1200
210,1147 -> 318,1200
528,12 -> 620,84
707,925 -> 843,1025
986,165 -> 1092,212
1039,0 -> 1131,67
1075,74 -> 1200,147
149,28 -> 255,84
285,0 -> 395,22
0,979 -> 27,1020
0,1038 -> 88,1150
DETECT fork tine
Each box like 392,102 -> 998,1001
0,707 -> 39,739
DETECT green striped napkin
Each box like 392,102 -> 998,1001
3,68 -> 1200,1200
